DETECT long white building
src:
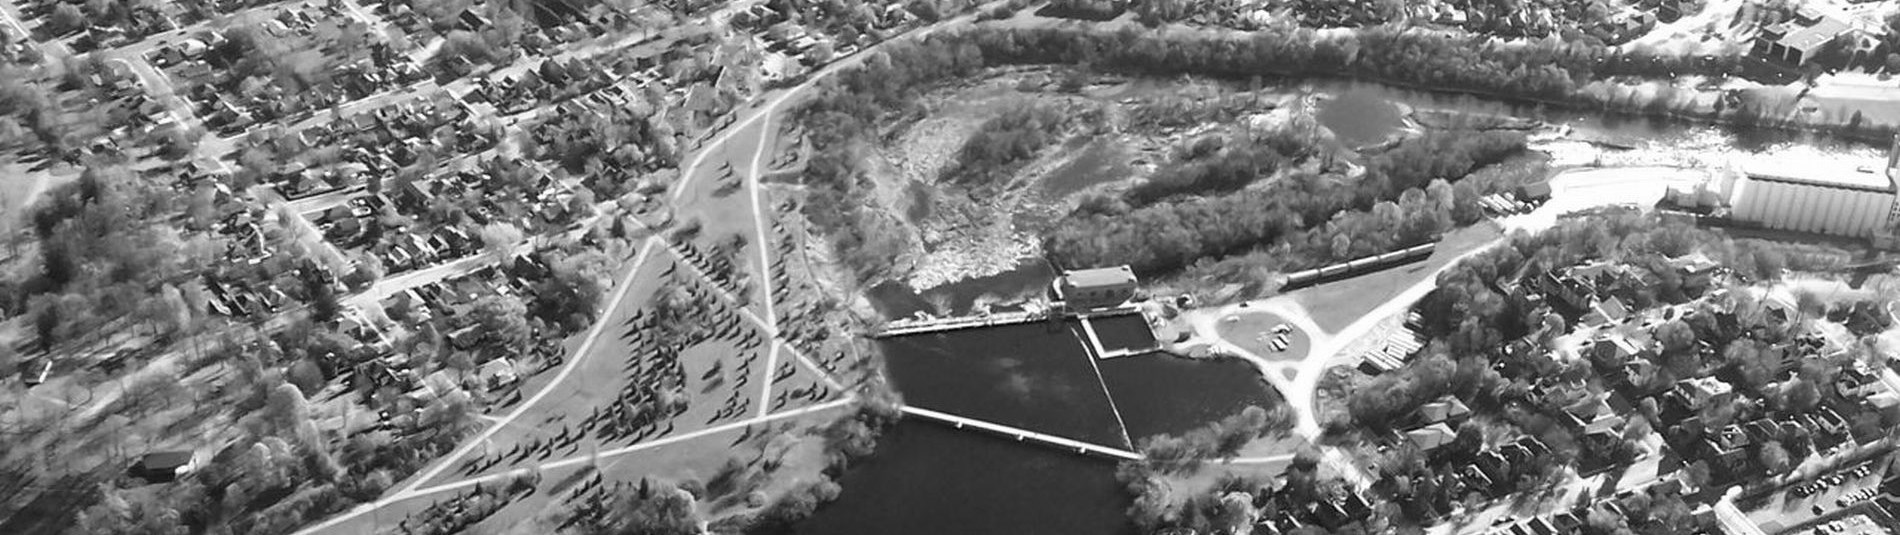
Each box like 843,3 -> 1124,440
1727,143 -> 1900,239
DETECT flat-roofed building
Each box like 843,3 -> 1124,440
1751,6 -> 1853,65
1727,139 -> 1900,238
1053,266 -> 1138,310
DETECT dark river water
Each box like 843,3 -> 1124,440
1305,78 -> 1883,153
1318,87 -> 1405,147
772,312 -> 1277,535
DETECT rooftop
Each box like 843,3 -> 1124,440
1061,266 -> 1137,288
1771,13 -> 1853,53
137,451 -> 194,470
1739,154 -> 1897,193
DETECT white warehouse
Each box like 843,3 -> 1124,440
1727,143 -> 1900,239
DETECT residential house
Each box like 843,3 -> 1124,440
1838,360 -> 1884,398
1563,395 -> 1627,436
1752,6 -> 1853,66
1674,377 -> 1736,411
1406,423 -> 1458,452
1583,296 -> 1633,327
1701,424 -> 1754,474
1417,396 -> 1472,428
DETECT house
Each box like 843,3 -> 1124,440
1838,361 -> 1884,398
1668,252 -> 1720,276
1562,396 -> 1627,436
1583,295 -> 1632,327
1751,7 -> 1853,66
457,8 -> 491,30
1475,450 -> 1512,489
1406,423 -> 1458,452
130,450 -> 197,482
1417,396 -> 1472,427
1587,333 -> 1655,370
1702,425 -> 1754,474
478,357 -> 519,392
1675,376 -> 1735,411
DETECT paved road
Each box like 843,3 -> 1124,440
746,109 -> 787,418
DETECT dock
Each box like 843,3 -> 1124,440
899,405 -> 1142,461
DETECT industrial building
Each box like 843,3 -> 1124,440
1053,266 -> 1138,310
1725,142 -> 1900,239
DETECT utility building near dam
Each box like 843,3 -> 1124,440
1053,266 -> 1138,311
1726,139 -> 1900,239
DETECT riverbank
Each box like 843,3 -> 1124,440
967,14 -> 1900,148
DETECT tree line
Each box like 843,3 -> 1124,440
1045,129 -> 1524,276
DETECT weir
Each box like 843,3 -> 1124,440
869,306 -> 1139,339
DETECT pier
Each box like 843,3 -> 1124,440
899,405 -> 1142,461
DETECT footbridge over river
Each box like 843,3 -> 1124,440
899,405 -> 1143,461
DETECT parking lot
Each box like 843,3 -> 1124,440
1750,461 -> 1889,533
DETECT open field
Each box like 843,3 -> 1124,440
1213,310 -> 1310,363
1291,223 -> 1503,332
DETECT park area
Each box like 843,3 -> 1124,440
411,244 -> 845,488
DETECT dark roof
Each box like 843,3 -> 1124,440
137,451 -> 193,470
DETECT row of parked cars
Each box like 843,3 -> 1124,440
1479,192 -> 1539,216
1792,463 -> 1876,498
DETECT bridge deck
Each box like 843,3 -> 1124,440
900,405 -> 1142,460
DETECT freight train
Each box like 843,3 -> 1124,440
1280,241 -> 1438,290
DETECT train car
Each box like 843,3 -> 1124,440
1285,241 -> 1439,290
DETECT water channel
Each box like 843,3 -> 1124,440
777,76 -> 1886,534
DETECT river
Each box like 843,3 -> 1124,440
769,310 -> 1276,535
1307,78 -> 1884,154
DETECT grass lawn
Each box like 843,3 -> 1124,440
1291,223 -> 1501,332
760,345 -> 846,414
472,404 -> 849,535
1212,310 -> 1309,363
672,117 -> 776,319
446,331 -> 767,484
